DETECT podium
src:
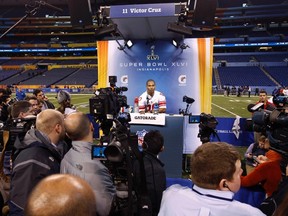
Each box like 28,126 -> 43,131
129,113 -> 184,178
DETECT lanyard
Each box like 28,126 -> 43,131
192,186 -> 233,202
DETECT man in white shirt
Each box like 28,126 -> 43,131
138,79 -> 166,113
158,142 -> 265,216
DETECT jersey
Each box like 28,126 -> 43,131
138,91 -> 166,113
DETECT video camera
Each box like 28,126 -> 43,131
251,94 -> 288,170
198,112 -> 219,144
89,76 -> 129,143
89,77 -> 150,215
0,117 -> 36,150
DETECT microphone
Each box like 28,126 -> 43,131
145,95 -> 151,112
247,103 -> 264,112
37,1 -> 63,12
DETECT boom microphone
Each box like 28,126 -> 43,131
247,103 -> 264,112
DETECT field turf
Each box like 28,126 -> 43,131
43,93 -> 259,118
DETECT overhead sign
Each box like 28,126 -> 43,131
109,3 -> 175,18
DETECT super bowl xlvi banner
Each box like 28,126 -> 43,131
97,38 -> 213,153
97,38 -> 213,115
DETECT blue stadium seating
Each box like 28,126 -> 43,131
56,68 -> 97,87
218,66 -> 275,86
21,68 -> 77,86
265,66 -> 288,86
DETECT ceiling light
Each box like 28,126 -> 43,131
126,40 -> 133,48
172,39 -> 178,47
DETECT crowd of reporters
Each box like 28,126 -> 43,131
1,86 -> 288,216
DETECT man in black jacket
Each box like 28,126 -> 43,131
33,89 -> 55,110
8,109 -> 65,216
134,130 -> 166,216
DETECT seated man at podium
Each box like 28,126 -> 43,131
138,79 -> 166,113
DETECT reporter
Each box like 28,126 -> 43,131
158,142 -> 265,216
241,139 -> 282,197
25,174 -> 96,216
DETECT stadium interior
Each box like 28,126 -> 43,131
0,0 -> 287,91
0,1 -> 287,213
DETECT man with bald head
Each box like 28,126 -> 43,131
9,109 -> 65,216
25,174 -> 97,216
60,112 -> 115,216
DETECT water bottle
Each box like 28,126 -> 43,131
154,103 -> 159,114
134,97 -> 139,113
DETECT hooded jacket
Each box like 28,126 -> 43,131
9,128 -> 62,216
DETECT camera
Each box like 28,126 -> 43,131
251,94 -> 288,173
198,113 -> 219,144
179,95 -> 195,115
183,95 -> 195,104
89,77 -> 129,143
0,117 -> 36,151
89,77 -> 151,215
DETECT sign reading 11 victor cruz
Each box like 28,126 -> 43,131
109,3 -> 175,18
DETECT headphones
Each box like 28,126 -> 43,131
223,182 -> 231,191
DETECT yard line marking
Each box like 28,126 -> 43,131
212,103 -> 241,118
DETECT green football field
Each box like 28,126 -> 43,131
211,95 -> 259,118
42,93 -> 259,118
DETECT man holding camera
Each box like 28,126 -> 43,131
9,109 -> 65,215
60,112 -> 116,216
138,79 -> 166,113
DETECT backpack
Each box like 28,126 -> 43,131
259,177 -> 288,216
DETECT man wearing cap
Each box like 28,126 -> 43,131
56,90 -> 76,115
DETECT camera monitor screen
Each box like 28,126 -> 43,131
91,145 -> 107,159
189,115 -> 200,124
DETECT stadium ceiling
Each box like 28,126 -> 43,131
0,0 -> 287,41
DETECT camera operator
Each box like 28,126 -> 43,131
60,112 -> 116,216
3,100 -> 36,173
133,130 -> 166,216
8,109 -> 65,215
252,90 -> 276,141
257,90 -> 275,111
0,101 -> 36,214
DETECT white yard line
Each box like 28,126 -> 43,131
212,103 -> 241,117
